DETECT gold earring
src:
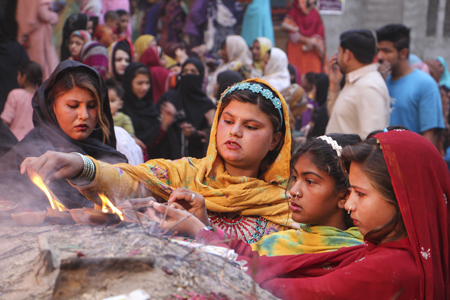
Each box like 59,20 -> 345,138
347,206 -> 353,214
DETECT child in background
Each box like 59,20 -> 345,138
116,9 -> 130,39
107,80 -> 146,151
68,30 -> 91,61
1,61 -> 43,141
104,10 -> 120,33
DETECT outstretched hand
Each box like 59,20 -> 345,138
147,202 -> 206,237
20,151 -> 84,185
168,188 -> 209,225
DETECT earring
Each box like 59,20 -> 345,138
347,206 -> 353,214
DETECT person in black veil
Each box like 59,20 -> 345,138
154,57 -> 216,159
121,62 -> 176,158
0,60 -> 127,210
309,73 -> 329,138
60,13 -> 90,61
0,121 -> 17,159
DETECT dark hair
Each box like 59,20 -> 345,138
116,9 -> 128,17
304,72 -> 319,85
47,68 -> 110,142
365,125 -> 409,140
18,61 -> 43,88
340,29 -> 376,64
341,138 -> 406,244
104,10 -> 119,21
133,66 -> 151,80
289,133 -> 362,228
376,24 -> 411,52
218,81 -> 285,176
105,78 -> 124,98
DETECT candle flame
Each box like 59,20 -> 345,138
31,175 -> 67,211
98,193 -> 124,221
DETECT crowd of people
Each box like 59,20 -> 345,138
0,0 -> 449,299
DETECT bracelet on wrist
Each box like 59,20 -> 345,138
67,152 -> 96,186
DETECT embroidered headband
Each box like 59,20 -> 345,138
222,82 -> 283,131
317,135 -> 343,157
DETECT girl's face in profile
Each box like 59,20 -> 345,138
53,86 -> 97,140
115,49 -> 131,76
346,162 -> 396,239
216,99 -> 281,177
132,74 -> 151,99
289,154 -> 347,229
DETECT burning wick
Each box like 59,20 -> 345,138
31,175 -> 67,211
98,193 -> 124,221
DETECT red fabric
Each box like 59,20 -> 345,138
287,0 -> 324,39
197,130 -> 450,299
139,46 -> 171,104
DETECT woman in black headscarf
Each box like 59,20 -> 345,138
109,38 -> 133,84
309,73 -> 329,137
155,57 -> 216,159
0,60 -> 127,210
121,62 -> 176,157
61,13 -> 90,61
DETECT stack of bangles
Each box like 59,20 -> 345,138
68,152 -> 96,186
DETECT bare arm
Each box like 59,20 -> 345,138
422,129 -> 438,147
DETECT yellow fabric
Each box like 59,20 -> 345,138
134,34 -> 155,61
165,55 -> 177,69
253,37 -> 273,73
79,78 -> 296,229
251,224 -> 364,257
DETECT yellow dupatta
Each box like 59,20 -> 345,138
89,78 -> 295,228
253,37 -> 273,73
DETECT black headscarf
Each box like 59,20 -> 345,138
0,121 -> 17,159
309,73 -> 329,138
0,9 -> 29,111
216,70 -> 243,100
154,57 -> 215,159
60,13 -> 89,61
0,60 -> 127,210
110,39 -> 133,82
121,62 -> 160,146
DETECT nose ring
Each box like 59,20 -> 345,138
294,192 -> 299,198
227,131 -> 232,137
347,206 -> 353,214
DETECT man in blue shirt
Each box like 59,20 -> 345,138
376,24 -> 444,146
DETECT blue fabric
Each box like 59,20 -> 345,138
240,0 -> 274,47
436,56 -> 450,89
409,54 -> 422,64
143,2 -> 162,36
387,69 -> 445,133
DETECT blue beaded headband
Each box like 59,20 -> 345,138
222,82 -> 284,130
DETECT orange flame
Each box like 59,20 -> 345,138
31,175 -> 67,211
98,193 -> 124,221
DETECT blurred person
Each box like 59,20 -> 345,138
106,80 -> 135,137
16,0 -> 59,80
157,0 -> 187,48
182,0 -> 208,50
94,24 -> 115,48
68,30 -> 91,61
134,34 -> 156,61
0,61 -> 127,210
79,41 -> 109,80
326,29 -> 389,139
250,37 -> 273,78
214,70 -> 243,101
104,10 -> 120,32
261,48 -> 291,92
282,0 -> 326,74
60,13 -> 90,61
241,0 -> 274,48
0,10 -> 29,112
121,62 -> 176,156
424,58 -> 442,83
207,35 -> 252,101
308,73 -> 330,137
301,72 -> 318,95
155,58 -> 216,159
377,24 -> 445,146
116,9 -> 130,38
0,121 -> 17,159
108,38 -> 134,83
288,63 -> 302,85
1,61 -> 42,141
436,56 -> 450,89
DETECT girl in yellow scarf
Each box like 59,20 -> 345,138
21,78 -> 296,243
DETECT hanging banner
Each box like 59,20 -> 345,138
318,0 -> 345,15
